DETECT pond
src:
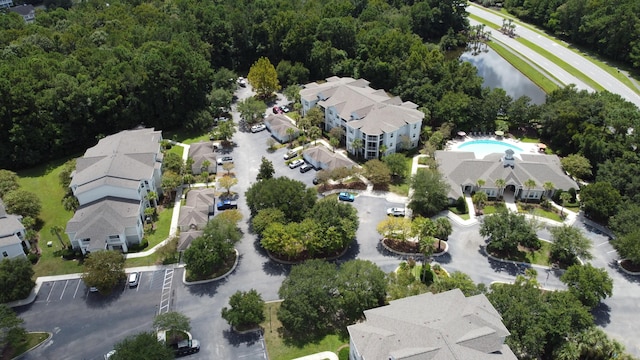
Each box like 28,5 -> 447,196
461,49 -> 546,104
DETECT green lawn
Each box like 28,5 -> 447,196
17,157 -> 174,276
523,241 -> 552,266
167,144 -> 184,157
6,332 -> 49,359
389,183 -> 409,196
163,128 -> 209,145
262,301 -> 346,360
17,157 -> 83,277
518,205 -> 563,222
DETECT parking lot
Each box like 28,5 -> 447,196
17,270 -> 172,360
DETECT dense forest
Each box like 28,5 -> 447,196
1,0 -> 474,169
497,0 -> 640,69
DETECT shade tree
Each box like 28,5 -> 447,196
549,225 -> 592,265
183,216 -> 241,279
111,331 -> 174,360
2,190 -> 41,219
561,264 -> 613,309
479,209 -> 540,255
408,169 -> 450,217
0,258 -> 35,303
221,289 -> 265,329
82,251 -> 126,295
245,177 -> 317,222
247,57 -> 280,99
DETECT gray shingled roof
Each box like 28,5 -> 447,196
179,188 -> 215,230
435,150 -> 578,199
302,146 -> 356,171
71,128 -> 162,194
301,77 -> 423,135
178,230 -> 203,251
0,210 -> 23,239
264,114 -> 299,139
65,197 -> 141,251
348,289 -> 516,360
188,142 -> 218,174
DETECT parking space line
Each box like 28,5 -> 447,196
73,280 -> 80,298
158,269 -> 174,315
137,273 -> 142,292
46,282 -> 55,302
60,280 -> 69,300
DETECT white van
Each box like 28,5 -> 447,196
128,272 -> 139,287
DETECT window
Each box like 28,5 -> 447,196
414,124 -> 417,129
390,133 -> 394,138
2,251 -> 7,257
349,128 -> 354,134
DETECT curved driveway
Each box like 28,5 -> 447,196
468,4 -> 640,108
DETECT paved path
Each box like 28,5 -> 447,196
468,4 -> 640,108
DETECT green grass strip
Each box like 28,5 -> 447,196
487,41 -> 559,93
517,38 -> 604,91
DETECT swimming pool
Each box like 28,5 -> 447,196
455,139 -> 524,158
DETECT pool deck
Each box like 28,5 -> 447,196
445,135 -> 541,158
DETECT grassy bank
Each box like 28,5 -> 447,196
261,301 -> 347,360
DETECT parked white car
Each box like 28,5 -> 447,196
251,124 -> 266,133
288,159 -> 305,169
386,207 -> 406,217
217,156 -> 233,165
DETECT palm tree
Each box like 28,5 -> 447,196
146,191 -> 158,208
543,181 -> 555,199
476,179 -> 485,192
523,179 -> 536,204
472,192 -> 488,215
50,225 -> 66,248
434,217 -> 452,251
308,126 -> 321,145
379,144 -> 388,159
560,192 -> 571,217
286,128 -> 296,143
494,178 -> 506,199
201,160 -> 211,174
351,138 -> 363,159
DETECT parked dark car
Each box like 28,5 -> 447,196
299,163 -> 313,173
338,192 -> 355,202
217,199 -> 238,210
273,106 -> 283,114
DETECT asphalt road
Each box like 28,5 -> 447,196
467,4 -> 640,108
16,270 -> 169,360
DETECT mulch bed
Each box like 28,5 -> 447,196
318,181 -> 367,192
268,248 -> 345,263
382,238 -> 446,254
620,259 -> 640,272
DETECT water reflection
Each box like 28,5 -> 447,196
461,49 -> 546,104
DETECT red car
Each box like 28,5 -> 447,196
273,106 -> 284,114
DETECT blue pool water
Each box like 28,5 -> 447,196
456,139 -> 523,157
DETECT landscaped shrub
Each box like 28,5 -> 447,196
568,187 -> 577,202
27,253 -> 39,264
420,264 -> 434,285
456,196 -> 466,213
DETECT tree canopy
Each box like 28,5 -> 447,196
0,258 -> 35,303
245,177 -> 317,222
408,169 -> 450,217
183,216 -> 240,278
0,305 -> 26,351
247,57 -> 280,99
221,289 -> 265,329
2,189 -> 41,219
82,251 -> 126,295
278,259 -> 386,342
111,331 -> 174,360
479,209 -> 540,255
560,264 -> 613,309
549,225 -> 592,266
